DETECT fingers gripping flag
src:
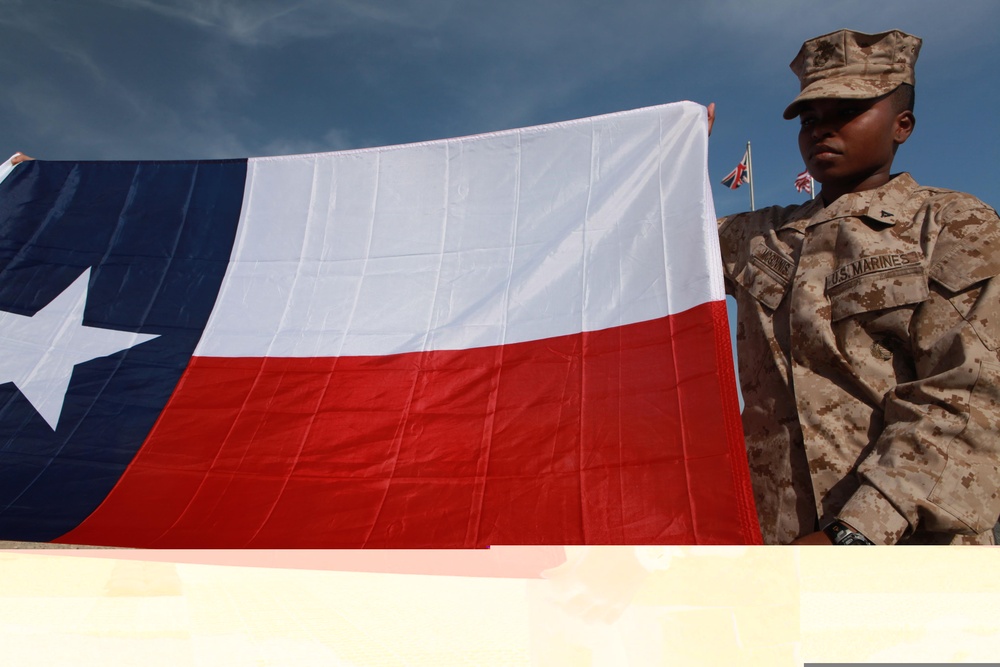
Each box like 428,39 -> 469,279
0,103 -> 759,547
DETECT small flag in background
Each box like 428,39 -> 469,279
721,150 -> 751,190
794,169 -> 813,196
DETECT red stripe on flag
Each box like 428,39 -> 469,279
58,300 -> 757,548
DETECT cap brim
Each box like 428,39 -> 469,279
783,79 -> 902,119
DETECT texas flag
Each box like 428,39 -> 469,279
0,102 -> 758,548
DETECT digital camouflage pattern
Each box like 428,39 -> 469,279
719,174 -> 1000,544
783,29 -> 922,119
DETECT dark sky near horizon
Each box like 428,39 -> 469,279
2,0 -> 998,217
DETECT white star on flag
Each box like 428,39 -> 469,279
0,268 -> 159,430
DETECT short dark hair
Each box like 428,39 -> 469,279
890,83 -> 915,113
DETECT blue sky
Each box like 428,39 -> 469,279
2,0 -> 998,217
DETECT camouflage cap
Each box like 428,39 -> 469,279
783,29 -> 921,120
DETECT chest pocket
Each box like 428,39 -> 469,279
825,255 -> 928,321
735,244 -> 795,311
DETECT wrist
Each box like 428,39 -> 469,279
822,519 -> 874,545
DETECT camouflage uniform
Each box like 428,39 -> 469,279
719,174 -> 1000,544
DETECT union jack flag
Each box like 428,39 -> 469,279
794,169 -> 813,195
721,150 -> 750,190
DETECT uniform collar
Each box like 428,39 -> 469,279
779,173 -> 918,231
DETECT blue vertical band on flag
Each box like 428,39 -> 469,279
0,159 -> 247,541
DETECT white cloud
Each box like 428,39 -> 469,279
4,0 -> 997,168
97,0 -> 458,44
258,127 -> 357,157
4,71 -> 256,159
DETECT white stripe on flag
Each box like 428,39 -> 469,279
195,102 -> 718,358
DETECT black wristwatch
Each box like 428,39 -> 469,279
823,520 -> 875,545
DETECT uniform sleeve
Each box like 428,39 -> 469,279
838,198 -> 1000,544
717,213 -> 748,293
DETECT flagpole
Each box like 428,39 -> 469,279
746,141 -> 755,211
